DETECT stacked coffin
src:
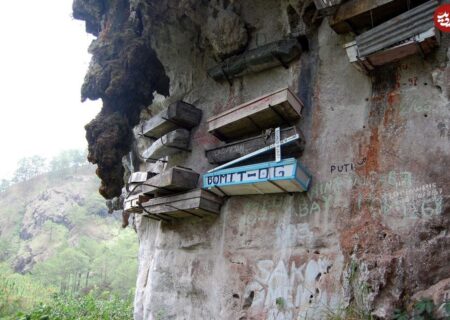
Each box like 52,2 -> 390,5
126,101 -> 224,221
141,101 -> 202,161
203,87 -> 312,196
139,167 -> 223,221
123,172 -> 154,214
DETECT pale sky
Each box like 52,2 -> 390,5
0,0 -> 101,180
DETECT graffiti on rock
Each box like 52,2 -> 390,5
330,157 -> 366,174
309,171 -> 413,199
243,258 -> 338,320
357,183 -> 443,218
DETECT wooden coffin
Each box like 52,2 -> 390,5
313,0 -> 342,16
207,88 -> 303,142
141,101 -> 202,139
329,0 -> 429,34
203,158 -> 312,196
141,166 -> 199,195
205,126 -> 305,164
345,27 -> 438,72
208,39 -> 302,81
143,129 -> 190,161
128,172 -> 153,183
123,193 -> 152,214
141,189 -> 223,219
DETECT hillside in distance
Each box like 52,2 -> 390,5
0,165 -> 137,298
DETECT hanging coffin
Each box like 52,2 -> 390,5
141,166 -> 199,195
313,0 -> 343,16
127,172 -> 156,195
207,38 -> 302,82
140,189 -> 223,219
205,126 -> 305,165
123,193 -> 152,213
141,101 -> 202,139
142,129 -> 190,161
202,158 -> 311,196
128,172 -> 152,183
207,88 -> 303,142
344,1 -> 438,71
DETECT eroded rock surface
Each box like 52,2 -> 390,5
74,0 -> 450,319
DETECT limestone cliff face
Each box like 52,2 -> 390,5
74,1 -> 450,319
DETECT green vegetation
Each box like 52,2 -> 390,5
0,149 -> 88,191
392,298 -> 450,320
0,157 -> 137,319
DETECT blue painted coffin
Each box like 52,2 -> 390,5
202,158 -> 311,196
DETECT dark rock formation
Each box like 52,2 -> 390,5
74,0 -> 170,199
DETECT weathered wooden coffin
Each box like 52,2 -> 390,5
141,166 -> 199,195
207,88 -> 303,142
128,172 -> 152,183
344,1 -> 438,72
329,0 -> 429,34
141,101 -> 202,139
313,0 -> 343,16
141,189 -> 223,219
354,1 -> 437,58
205,126 -> 305,164
345,27 -> 438,72
208,39 -> 302,81
203,158 -> 312,196
123,193 -> 151,213
143,129 -> 190,161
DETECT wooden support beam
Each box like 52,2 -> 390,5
141,189 -> 223,218
143,129 -> 190,161
207,88 -> 303,142
205,126 -> 305,164
142,101 -> 202,139
141,166 -> 199,195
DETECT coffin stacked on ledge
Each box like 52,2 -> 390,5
123,172 -> 153,213
123,101 -> 213,219
203,87 -> 312,196
141,101 -> 202,162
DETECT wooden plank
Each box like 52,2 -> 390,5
142,129 -> 190,161
205,126 -> 305,164
140,189 -> 223,218
141,166 -> 199,195
203,158 -> 311,196
147,189 -> 223,206
207,88 -> 303,142
142,101 -> 202,139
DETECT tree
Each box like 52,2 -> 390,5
0,179 -> 10,193
49,149 -> 87,172
12,155 -> 47,183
